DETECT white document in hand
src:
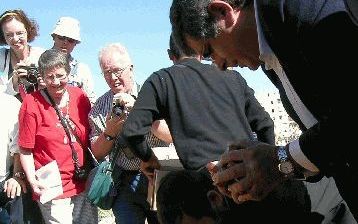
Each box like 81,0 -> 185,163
152,145 -> 183,170
35,160 -> 63,204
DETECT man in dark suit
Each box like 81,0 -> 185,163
169,0 -> 358,221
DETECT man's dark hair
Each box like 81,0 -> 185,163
168,34 -> 182,60
169,0 -> 216,57
169,0 -> 252,56
156,170 -> 216,224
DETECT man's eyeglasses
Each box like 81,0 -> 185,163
57,35 -> 77,44
5,31 -> 27,40
102,65 -> 131,78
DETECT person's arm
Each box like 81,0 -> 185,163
257,1 -> 358,175
19,147 -> 45,196
17,95 -> 45,195
123,74 -> 165,162
3,154 -> 28,198
151,120 -> 173,144
283,12 -> 357,176
239,74 -> 275,145
3,98 -> 27,198
90,113 -> 126,159
89,93 -> 136,159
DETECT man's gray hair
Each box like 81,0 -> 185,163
98,43 -> 137,95
98,43 -> 132,69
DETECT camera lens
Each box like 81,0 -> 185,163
27,74 -> 38,84
25,67 -> 39,84
112,105 -> 123,117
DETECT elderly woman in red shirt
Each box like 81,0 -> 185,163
19,49 -> 97,224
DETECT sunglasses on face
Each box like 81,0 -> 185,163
57,35 -> 77,44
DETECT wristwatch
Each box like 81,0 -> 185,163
14,171 -> 26,180
277,146 -> 294,178
103,132 -> 115,141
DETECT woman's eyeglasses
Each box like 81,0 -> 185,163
5,31 -> 27,40
44,73 -> 67,82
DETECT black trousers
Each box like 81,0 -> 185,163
9,191 -> 44,224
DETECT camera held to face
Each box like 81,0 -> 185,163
18,64 -> 39,84
111,95 -> 135,159
17,64 -> 39,94
112,97 -> 129,118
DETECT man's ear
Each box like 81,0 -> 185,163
208,1 -> 236,28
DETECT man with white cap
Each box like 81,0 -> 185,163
51,16 -> 96,104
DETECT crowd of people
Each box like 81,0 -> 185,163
0,9 -> 172,224
1,1 -> 358,224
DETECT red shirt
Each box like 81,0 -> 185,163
18,86 -> 91,199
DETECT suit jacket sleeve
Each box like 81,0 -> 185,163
257,0 -> 358,174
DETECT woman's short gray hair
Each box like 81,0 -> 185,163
38,49 -> 71,76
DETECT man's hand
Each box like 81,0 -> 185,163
104,112 -> 126,138
116,92 -> 136,110
140,154 -> 161,184
211,141 -> 285,204
3,177 -> 27,198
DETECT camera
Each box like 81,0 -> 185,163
74,167 -> 88,181
112,97 -> 129,118
18,64 -> 39,84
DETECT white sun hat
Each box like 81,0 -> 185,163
51,17 -> 81,42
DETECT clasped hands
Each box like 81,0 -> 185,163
207,140 -> 285,204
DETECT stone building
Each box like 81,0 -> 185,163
255,91 -> 301,145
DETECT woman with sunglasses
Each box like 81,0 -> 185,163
0,9 -> 45,101
50,16 -> 96,104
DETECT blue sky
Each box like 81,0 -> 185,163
1,0 -> 276,97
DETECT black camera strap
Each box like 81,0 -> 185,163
43,89 -> 98,172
